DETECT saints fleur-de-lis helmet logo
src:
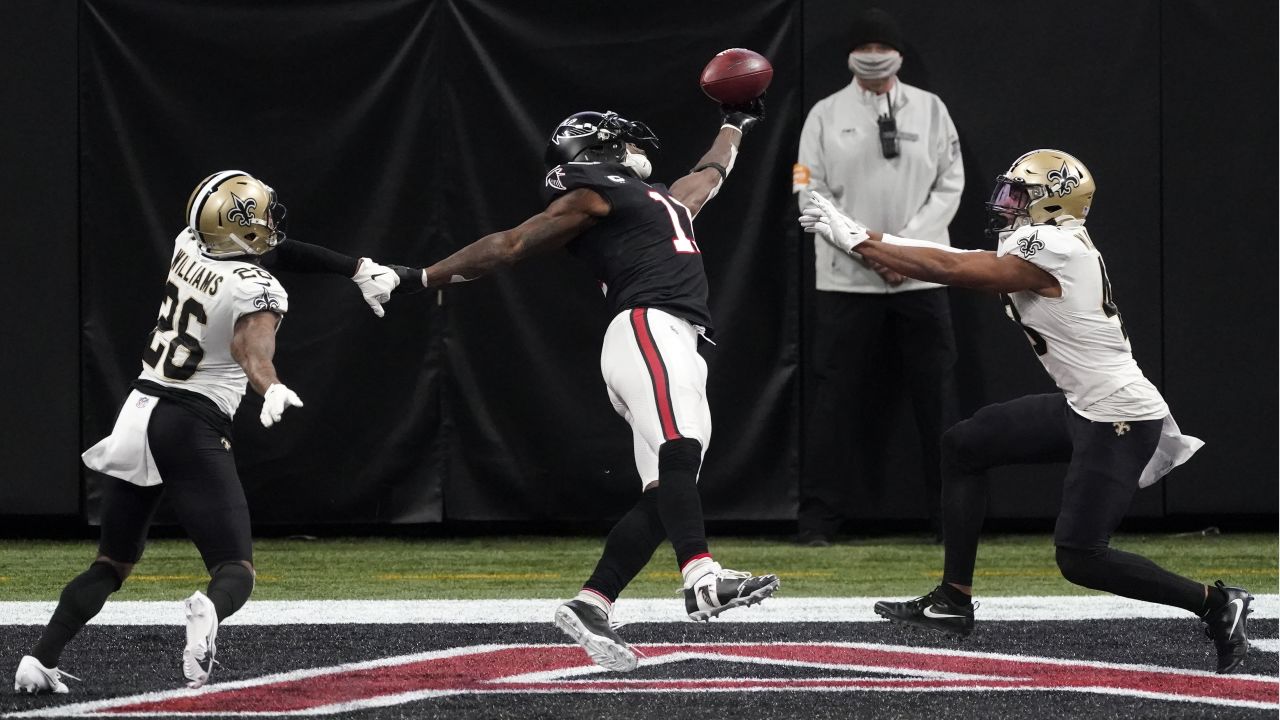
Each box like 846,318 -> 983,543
991,149 -> 1095,232
226,192 -> 258,227
1045,161 -> 1081,197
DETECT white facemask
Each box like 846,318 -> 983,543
622,148 -> 652,179
848,50 -> 902,80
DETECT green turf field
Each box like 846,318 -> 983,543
0,534 -> 1274,601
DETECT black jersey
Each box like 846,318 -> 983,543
542,162 -> 713,332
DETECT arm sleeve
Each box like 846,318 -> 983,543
261,238 -> 360,277
899,100 -> 964,241
795,105 -> 830,212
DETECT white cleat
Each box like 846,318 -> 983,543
182,591 -> 219,688
13,655 -> 76,695
553,600 -> 639,672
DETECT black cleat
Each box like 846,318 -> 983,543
1201,580 -> 1253,674
874,586 -> 975,638
684,569 -> 780,621
553,600 -> 637,672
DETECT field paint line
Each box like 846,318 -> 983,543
0,595 -> 1276,626
1253,639 -> 1279,653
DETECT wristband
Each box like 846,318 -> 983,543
691,162 -> 728,180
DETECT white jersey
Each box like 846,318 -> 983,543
138,229 -> 289,418
997,222 -> 1167,421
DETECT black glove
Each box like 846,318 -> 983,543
721,96 -> 765,137
389,264 -> 427,294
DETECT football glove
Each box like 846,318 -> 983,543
799,191 -> 869,254
351,258 -> 401,318
721,96 -> 765,137
260,383 -> 303,428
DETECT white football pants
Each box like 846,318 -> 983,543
601,307 -> 711,488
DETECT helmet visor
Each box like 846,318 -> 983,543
988,179 -> 1030,218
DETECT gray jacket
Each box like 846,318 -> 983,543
796,79 -> 963,293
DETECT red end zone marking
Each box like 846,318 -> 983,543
67,643 -> 1277,716
101,647 -> 582,714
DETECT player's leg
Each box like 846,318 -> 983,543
1053,415 -> 1253,672
875,393 -> 1072,636
554,313 -> 668,672
891,288 -> 958,540
146,400 -> 253,687
16,479 -> 160,694
618,308 -> 778,620
799,291 -> 887,544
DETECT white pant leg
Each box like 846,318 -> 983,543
602,308 -> 711,489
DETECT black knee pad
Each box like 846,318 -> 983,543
207,561 -> 256,621
658,438 -> 703,475
940,423 -> 973,475
54,562 -> 122,623
1055,545 -> 1104,585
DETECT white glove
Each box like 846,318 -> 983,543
260,383 -> 304,428
799,191 -> 869,254
351,258 -> 401,318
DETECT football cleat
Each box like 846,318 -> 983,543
553,600 -> 638,672
874,586 -> 975,638
183,591 -> 219,688
13,655 -> 77,695
684,568 -> 780,621
1202,580 -> 1253,674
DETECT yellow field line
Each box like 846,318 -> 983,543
129,574 -> 279,582
376,573 -> 562,581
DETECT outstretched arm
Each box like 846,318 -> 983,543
264,239 -> 406,317
800,191 -> 1059,295
424,188 -> 609,287
668,98 -> 764,217
857,235 -> 1058,295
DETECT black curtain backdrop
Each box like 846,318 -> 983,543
2,0 -> 1267,525
79,0 -> 448,523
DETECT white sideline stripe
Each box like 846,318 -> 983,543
0,595 -> 1276,625
1253,638 -> 1280,653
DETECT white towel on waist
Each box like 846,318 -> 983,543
1138,414 -> 1203,488
81,389 -> 163,487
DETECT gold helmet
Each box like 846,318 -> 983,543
985,149 -> 1094,239
185,170 -> 286,258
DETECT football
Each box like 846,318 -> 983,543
699,48 -> 772,105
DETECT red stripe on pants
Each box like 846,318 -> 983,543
630,308 -> 683,441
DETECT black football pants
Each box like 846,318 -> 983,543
98,399 -> 253,569
940,393 -> 1205,612
800,288 -> 956,538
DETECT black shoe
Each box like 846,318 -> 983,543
553,600 -> 637,672
684,569 -> 780,621
874,586 -> 975,638
1201,580 -> 1253,674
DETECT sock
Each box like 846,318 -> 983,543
681,556 -> 721,589
206,562 -> 255,621
1202,584 -> 1229,615
582,491 -> 666,603
654,438 -> 710,568
939,583 -> 973,607
31,562 -> 123,668
574,589 -> 613,617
